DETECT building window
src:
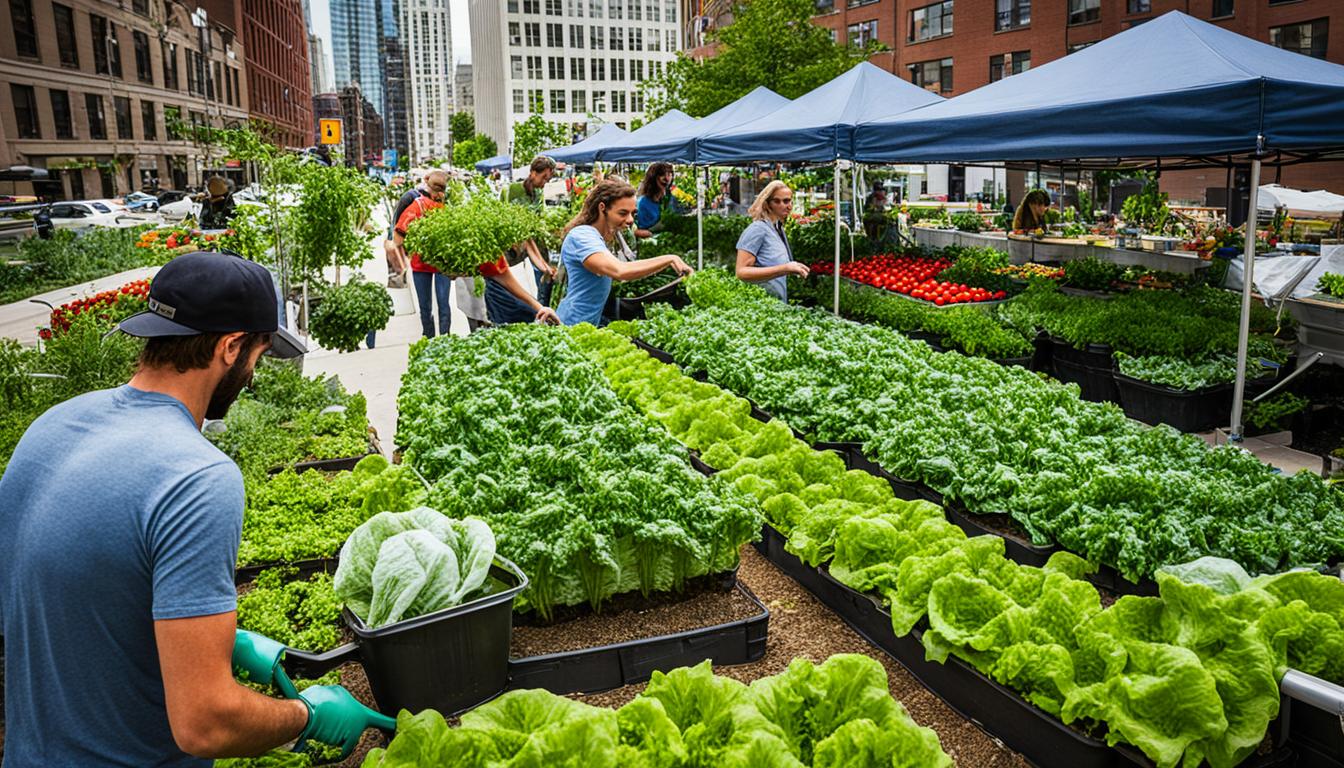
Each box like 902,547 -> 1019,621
590,0 -> 603,18
86,94 -> 108,139
549,55 -> 564,79
526,55 -> 543,79
1127,0 -> 1149,12
591,57 -> 605,80
1267,0 -> 1294,4
989,50 -> 1029,81
612,91 -> 626,112
570,24 -> 585,48
11,84 -> 39,138
186,50 -> 200,95
909,57 -> 953,92
163,43 -> 180,90
546,0 -> 563,12
11,0 -> 38,57
649,26 -> 662,51
1270,18 -> 1328,59
508,0 -> 518,11
610,0 -> 623,19
528,89 -> 543,112
225,66 -> 233,104
571,57 -> 586,79
550,89 -> 566,111
114,95 -> 133,138
132,0 -> 148,14
51,90 -> 74,138
995,0 -> 1029,31
848,20 -> 878,47
630,0 -> 641,20
611,25 -> 625,50
667,29 -> 676,50
1066,40 -> 1095,53
568,0 -> 584,16
632,90 -> 643,111
666,0 -> 676,21
91,16 -> 122,77
592,89 -> 606,112
523,0 -> 539,12
509,22 -> 522,45
1068,0 -> 1099,25
1211,0 -> 1233,17
141,99 -> 156,140
908,1 -> 952,42
591,25 -> 605,48
611,58 -> 626,81
633,60 -> 644,80
547,22 -> 563,47
525,22 -> 541,46
630,27 -> 643,50
165,105 -> 182,139
571,89 -> 586,111
513,89 -> 525,112
848,0 -> 878,7
512,54 -> 524,78
54,4 -> 80,68
134,31 -> 153,84
816,0 -> 835,12
649,0 -> 660,21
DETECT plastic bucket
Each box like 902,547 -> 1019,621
344,557 -> 528,716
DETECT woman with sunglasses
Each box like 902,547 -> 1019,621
734,181 -> 809,301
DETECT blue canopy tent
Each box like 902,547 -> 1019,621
697,63 -> 945,313
602,109 -> 697,154
543,123 -> 630,165
598,88 -> 790,268
474,154 -> 512,174
853,11 -> 1344,437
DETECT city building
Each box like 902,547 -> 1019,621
239,0 -> 313,150
1,0 -> 249,200
329,0 -> 384,117
468,0 -> 683,151
381,0 -> 411,165
309,33 -> 332,94
455,63 -> 475,117
337,84 -> 385,168
680,0 -> 734,59
402,0 -> 454,164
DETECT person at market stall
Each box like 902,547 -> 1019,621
1012,188 -> 1052,232
198,175 -> 236,230
863,181 -> 890,241
0,251 -> 379,766
486,155 -> 560,323
385,170 -> 447,288
555,178 -> 693,326
634,162 -> 676,239
735,181 -> 809,301
394,184 -> 559,335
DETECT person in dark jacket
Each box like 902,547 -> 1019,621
198,176 -> 235,230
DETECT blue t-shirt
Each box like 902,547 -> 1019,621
0,386 -> 244,768
736,219 -> 793,301
556,225 -> 614,326
635,195 -> 663,230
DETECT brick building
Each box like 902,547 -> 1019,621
239,0 -> 313,150
336,84 -> 385,168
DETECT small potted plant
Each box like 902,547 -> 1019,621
309,276 -> 394,353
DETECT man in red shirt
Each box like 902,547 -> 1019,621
394,184 -> 558,336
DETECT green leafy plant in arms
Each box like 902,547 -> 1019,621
309,277 -> 394,353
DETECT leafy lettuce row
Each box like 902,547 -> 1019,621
571,323 -> 1344,768
361,655 -> 953,768
395,324 -> 761,619
636,269 -> 1344,583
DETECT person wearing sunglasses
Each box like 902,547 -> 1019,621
735,181 -> 809,301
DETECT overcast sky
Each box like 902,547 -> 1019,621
309,0 -> 474,85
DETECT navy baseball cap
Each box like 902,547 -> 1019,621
117,251 -> 306,358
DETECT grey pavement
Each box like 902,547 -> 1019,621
0,266 -> 160,345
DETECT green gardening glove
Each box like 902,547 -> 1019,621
296,685 -> 397,757
232,629 -> 298,699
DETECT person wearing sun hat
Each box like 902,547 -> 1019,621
0,251 -> 381,766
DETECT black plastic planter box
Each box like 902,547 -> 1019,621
615,279 -> 690,321
283,558 -> 528,717
1053,356 -> 1121,403
1031,331 -> 1055,373
943,504 -> 1058,569
993,354 -> 1034,369
631,337 -> 679,366
1051,337 -> 1114,369
505,582 -> 769,696
1113,373 -> 1234,433
1286,694 -> 1344,768
235,556 -> 338,586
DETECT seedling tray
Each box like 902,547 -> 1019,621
631,337 -> 678,366
614,277 -> 690,321
235,556 -> 338,586
505,582 -> 769,696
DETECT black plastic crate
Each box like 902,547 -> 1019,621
1113,373 -> 1233,433
1287,694 -> 1344,768
1053,356 -> 1121,403
505,582 -> 769,696
614,278 -> 690,321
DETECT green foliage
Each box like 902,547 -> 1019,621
0,226 -> 162,304
639,212 -> 749,264
1113,352 -> 1243,391
453,134 -> 499,169
236,567 -> 344,652
935,245 -> 1013,293
449,112 -> 476,145
511,112 -> 569,165
363,656 -> 951,767
403,188 -> 542,276
641,0 -> 886,119
1244,392 -> 1309,432
290,163 -> 381,280
1120,179 -> 1171,233
396,324 -> 761,619
239,469 -> 373,566
905,206 -> 950,225
1061,257 -> 1124,291
950,211 -> 984,233
309,277 -> 393,353
785,214 -> 842,264
215,743 -> 343,767
1319,272 -> 1344,298
219,204 -> 275,264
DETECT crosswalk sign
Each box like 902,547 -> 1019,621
320,119 -> 342,145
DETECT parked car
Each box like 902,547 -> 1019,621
90,198 -> 131,214
47,201 -> 139,229
157,190 -> 199,221
122,191 -> 160,212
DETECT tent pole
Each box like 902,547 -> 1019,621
1229,158 -> 1262,441
834,163 -> 842,316
697,166 -> 705,270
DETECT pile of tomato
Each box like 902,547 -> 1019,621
45,278 -> 151,337
810,254 -> 1008,305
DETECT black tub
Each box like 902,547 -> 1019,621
615,278 -> 690,321
1113,373 -> 1233,433
283,558 -> 528,716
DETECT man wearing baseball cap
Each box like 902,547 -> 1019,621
0,252 -> 376,765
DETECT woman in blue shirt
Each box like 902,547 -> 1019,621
556,179 -> 693,326
634,162 -> 675,239
735,181 -> 810,301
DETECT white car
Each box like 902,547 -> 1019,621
157,191 -> 200,222
46,201 -> 140,230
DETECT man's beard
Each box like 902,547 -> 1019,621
205,354 -> 255,420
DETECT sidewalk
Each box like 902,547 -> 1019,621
0,266 -> 160,344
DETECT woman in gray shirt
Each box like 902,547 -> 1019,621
735,181 -> 810,300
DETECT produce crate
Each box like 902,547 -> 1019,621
504,582 -> 769,696
1052,348 -> 1121,403
268,428 -> 383,475
614,276 -> 689,321
235,556 -> 338,586
1113,371 -> 1242,433
282,558 -> 528,717
1030,331 -> 1055,372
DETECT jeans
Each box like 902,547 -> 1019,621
484,273 -> 536,326
533,263 -> 553,308
411,270 -> 451,337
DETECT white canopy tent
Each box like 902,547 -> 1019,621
1256,184 -> 1344,219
